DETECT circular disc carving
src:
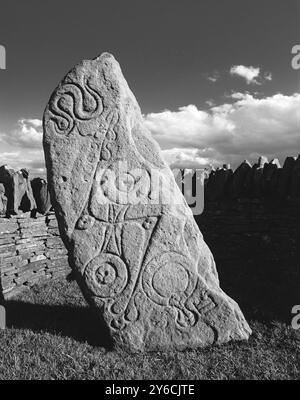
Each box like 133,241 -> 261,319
142,252 -> 196,306
84,253 -> 127,298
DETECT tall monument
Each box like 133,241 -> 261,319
43,53 -> 251,352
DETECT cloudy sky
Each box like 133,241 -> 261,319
0,0 -> 299,175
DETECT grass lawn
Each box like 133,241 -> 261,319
0,278 -> 299,380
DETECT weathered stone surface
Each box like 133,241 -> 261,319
0,165 -> 14,214
0,184 -> 7,216
43,52 -> 251,352
0,222 -> 18,234
0,211 -> 69,299
31,177 -> 52,214
0,165 -> 36,215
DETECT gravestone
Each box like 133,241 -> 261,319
43,52 -> 251,352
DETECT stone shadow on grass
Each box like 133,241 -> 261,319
4,300 -> 114,350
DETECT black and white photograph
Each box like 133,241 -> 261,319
0,0 -> 299,384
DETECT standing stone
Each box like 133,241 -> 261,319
43,53 -> 251,352
0,184 -> 7,216
0,166 -> 36,215
31,177 -> 52,214
17,169 -> 37,213
0,165 -> 14,214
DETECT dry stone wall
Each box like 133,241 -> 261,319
194,155 -> 300,321
197,197 -> 300,321
0,212 -> 69,299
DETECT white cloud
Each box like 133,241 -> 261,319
1,93 -> 299,174
206,99 -> 216,107
0,118 -> 43,149
228,92 -> 251,100
162,148 -> 216,169
0,118 -> 45,175
0,148 -> 45,176
15,118 -> 43,148
206,71 -> 220,83
264,72 -> 272,81
229,65 -> 273,85
144,93 -> 300,168
230,65 -> 261,85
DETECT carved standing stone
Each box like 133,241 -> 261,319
43,53 -> 251,352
